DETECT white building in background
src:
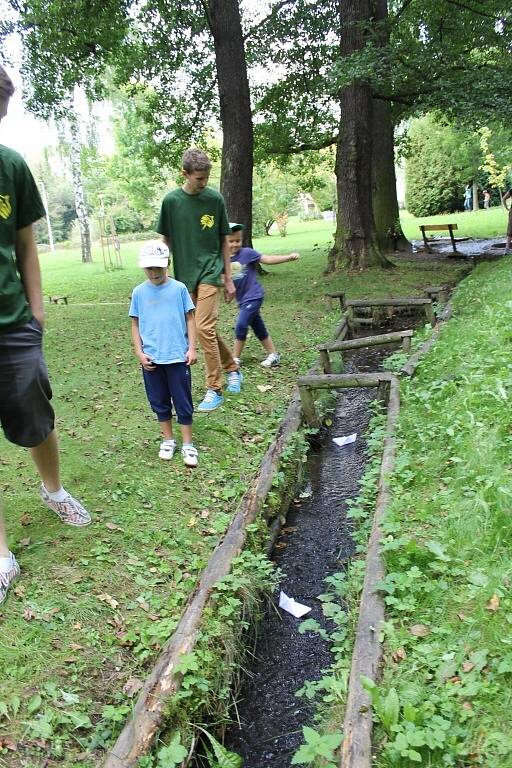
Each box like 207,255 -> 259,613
297,192 -> 321,217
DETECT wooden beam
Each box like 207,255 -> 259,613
297,373 -> 393,390
346,297 -> 432,308
340,376 -> 400,768
318,330 -> 413,353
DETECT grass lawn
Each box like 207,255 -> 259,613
400,206 -> 509,241
0,219 -> 468,766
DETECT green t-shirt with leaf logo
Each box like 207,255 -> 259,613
0,145 -> 45,333
156,186 -> 230,293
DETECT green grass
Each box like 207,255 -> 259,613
400,205 -> 508,240
0,220 -> 466,766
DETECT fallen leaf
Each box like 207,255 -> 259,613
69,642 -> 85,651
97,593 -> 119,609
19,537 -> 31,547
392,647 -> 407,663
409,624 -> 430,637
105,522 -> 124,532
42,607 -> 60,622
123,677 -> 144,698
73,622 -> 83,630
462,661 -> 475,673
252,434 -> 264,443
0,737 -> 17,751
274,542 -> 287,549
257,384 -> 273,393
457,612 -> 466,621
448,676 -> 461,684
200,510 -> 210,519
462,701 -> 473,711
187,517 -> 196,527
13,585 -> 26,598
486,594 -> 500,612
23,607 -> 36,621
20,514 -> 32,526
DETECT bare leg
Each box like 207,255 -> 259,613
180,424 -> 193,444
261,336 -> 277,355
233,338 -> 246,360
159,420 -> 174,440
29,430 -> 61,493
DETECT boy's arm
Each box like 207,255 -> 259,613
260,252 -> 300,265
185,310 -> 197,366
222,235 -> 236,302
131,317 -> 155,370
15,224 -> 45,327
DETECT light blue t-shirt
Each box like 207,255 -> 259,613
129,278 -> 195,364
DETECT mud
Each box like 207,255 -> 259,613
223,342 -> 393,767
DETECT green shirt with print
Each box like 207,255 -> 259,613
0,144 -> 45,333
156,186 -> 230,293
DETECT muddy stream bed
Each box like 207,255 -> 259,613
223,338 -> 396,767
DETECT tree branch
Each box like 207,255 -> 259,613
268,134 -> 338,155
444,0 -> 502,19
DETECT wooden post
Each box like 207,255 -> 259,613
424,300 -> 435,326
448,224 -> 458,254
420,225 -> 431,252
402,334 -> 411,353
298,385 -> 318,427
319,349 -> 332,374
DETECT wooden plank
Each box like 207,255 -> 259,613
346,297 -> 431,308
318,330 -> 413,353
341,377 -> 400,768
420,223 -> 458,232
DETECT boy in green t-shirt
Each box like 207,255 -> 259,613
156,148 -> 243,412
0,65 -> 90,605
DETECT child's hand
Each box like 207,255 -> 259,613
186,348 -> 197,366
138,352 -> 156,370
289,252 -> 300,261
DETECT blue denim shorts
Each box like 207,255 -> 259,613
0,317 -> 55,447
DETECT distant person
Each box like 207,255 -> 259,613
483,189 -> 491,209
503,187 -> 512,255
129,241 -> 199,467
156,148 -> 243,409
226,223 -> 299,368
464,184 -> 472,211
0,65 -> 90,603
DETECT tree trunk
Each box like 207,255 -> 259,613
68,112 -> 92,263
372,99 -> 410,253
328,0 -> 391,271
472,178 -> 479,211
209,0 -> 254,245
371,0 -> 409,254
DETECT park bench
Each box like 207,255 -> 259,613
317,329 -> 413,373
419,223 -> 458,255
48,295 -> 69,305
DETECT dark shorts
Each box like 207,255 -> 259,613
235,298 -> 269,342
0,318 -> 55,447
142,362 -> 193,425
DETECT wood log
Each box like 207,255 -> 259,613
346,297 -> 431,308
102,390 -> 304,767
326,291 -> 347,311
297,373 -> 393,390
298,384 -> 319,427
318,330 -> 413,353
341,376 -> 400,768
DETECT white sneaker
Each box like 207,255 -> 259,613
0,554 -> 20,604
261,352 -> 281,368
158,439 -> 176,460
233,357 -> 241,366
182,445 -> 198,467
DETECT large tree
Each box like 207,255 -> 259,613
3,0 -> 254,237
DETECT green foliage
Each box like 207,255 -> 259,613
405,115 -> 482,216
156,733 -> 188,767
291,725 -> 342,766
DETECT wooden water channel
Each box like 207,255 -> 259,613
101,288 -> 451,768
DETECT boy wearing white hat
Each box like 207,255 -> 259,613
129,241 -> 198,466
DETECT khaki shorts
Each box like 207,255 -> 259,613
0,317 -> 55,447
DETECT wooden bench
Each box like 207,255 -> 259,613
48,295 -> 69,305
317,329 -> 413,373
419,223 -> 458,254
